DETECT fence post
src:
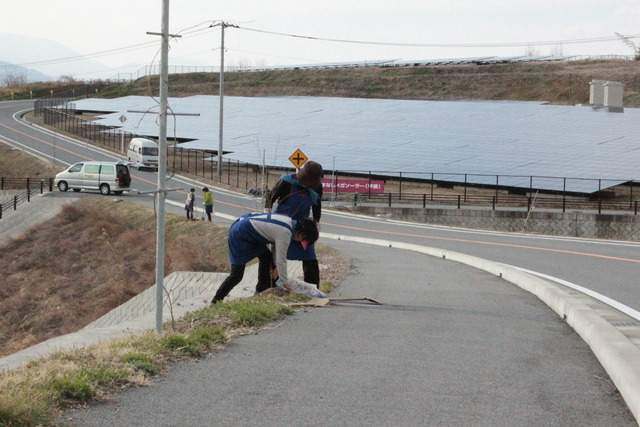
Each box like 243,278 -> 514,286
635,201 -> 638,215
0,204 -> 2,219
423,193 -> 426,208
388,193 -> 392,207
527,197 -> 531,211
598,200 -> 602,214
457,195 -> 461,209
563,178 -> 566,213
464,174 -> 467,202
430,173 -> 434,201
13,196 -> 17,211
1,177 -> 3,190
492,196 -> 496,210
495,175 -> 499,203
27,188 -> 31,202
399,172 -> 402,199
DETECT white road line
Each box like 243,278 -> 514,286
515,267 -> 640,322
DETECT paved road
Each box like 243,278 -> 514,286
64,239 -> 635,426
1,100 -> 638,424
2,100 -> 639,317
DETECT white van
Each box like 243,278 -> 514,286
54,161 -> 132,195
127,138 -> 159,170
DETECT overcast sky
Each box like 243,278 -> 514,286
2,0 -> 639,79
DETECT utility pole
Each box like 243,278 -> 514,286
209,21 -> 238,178
146,0 -> 181,334
154,0 -> 170,335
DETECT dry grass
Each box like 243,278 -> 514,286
0,143 -> 62,178
0,198 -> 230,357
110,59 -> 640,107
0,296 -> 302,426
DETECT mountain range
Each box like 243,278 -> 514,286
0,32 -> 114,83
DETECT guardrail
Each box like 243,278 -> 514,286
356,192 -> 640,214
0,178 -> 54,219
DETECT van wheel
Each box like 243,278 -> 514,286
100,184 -> 111,195
57,181 -> 68,192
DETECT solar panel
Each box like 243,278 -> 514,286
72,95 -> 640,194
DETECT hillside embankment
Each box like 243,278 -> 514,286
109,59 -> 640,107
3,58 -> 640,107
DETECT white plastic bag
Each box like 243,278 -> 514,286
276,278 -> 327,298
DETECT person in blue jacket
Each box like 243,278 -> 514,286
211,212 -> 321,304
259,161 -> 323,293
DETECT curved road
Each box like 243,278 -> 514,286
2,99 -> 639,314
3,99 -> 640,424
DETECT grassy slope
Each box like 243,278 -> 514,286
0,146 -> 347,358
0,197 -> 230,357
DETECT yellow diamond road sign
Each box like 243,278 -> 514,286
288,149 -> 308,169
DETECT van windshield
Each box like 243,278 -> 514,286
142,147 -> 158,156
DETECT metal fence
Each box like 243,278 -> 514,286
34,101 -> 640,215
0,178 -> 54,219
355,192 -> 639,215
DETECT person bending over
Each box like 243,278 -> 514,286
212,212 -> 324,304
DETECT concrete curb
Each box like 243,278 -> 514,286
320,232 -> 640,423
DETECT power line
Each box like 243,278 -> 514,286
239,26 -> 640,48
2,23 -> 638,73
0,26 -> 215,71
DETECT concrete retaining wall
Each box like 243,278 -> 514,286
353,206 -> 640,241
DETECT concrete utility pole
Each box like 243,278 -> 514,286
209,21 -> 238,178
144,0 -> 180,334
144,9 -> 185,333
154,0 -> 170,335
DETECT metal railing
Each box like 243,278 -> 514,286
356,192 -> 639,215
33,102 -> 640,215
0,178 -> 54,219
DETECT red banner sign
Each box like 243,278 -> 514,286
321,178 -> 385,194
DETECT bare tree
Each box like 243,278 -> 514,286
524,45 -> 540,57
2,69 -> 29,87
550,44 -> 564,57
58,74 -> 79,84
615,32 -> 640,60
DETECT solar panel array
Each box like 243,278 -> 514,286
71,95 -> 640,193
244,56 -> 576,71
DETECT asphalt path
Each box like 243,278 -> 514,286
61,239 -> 633,426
